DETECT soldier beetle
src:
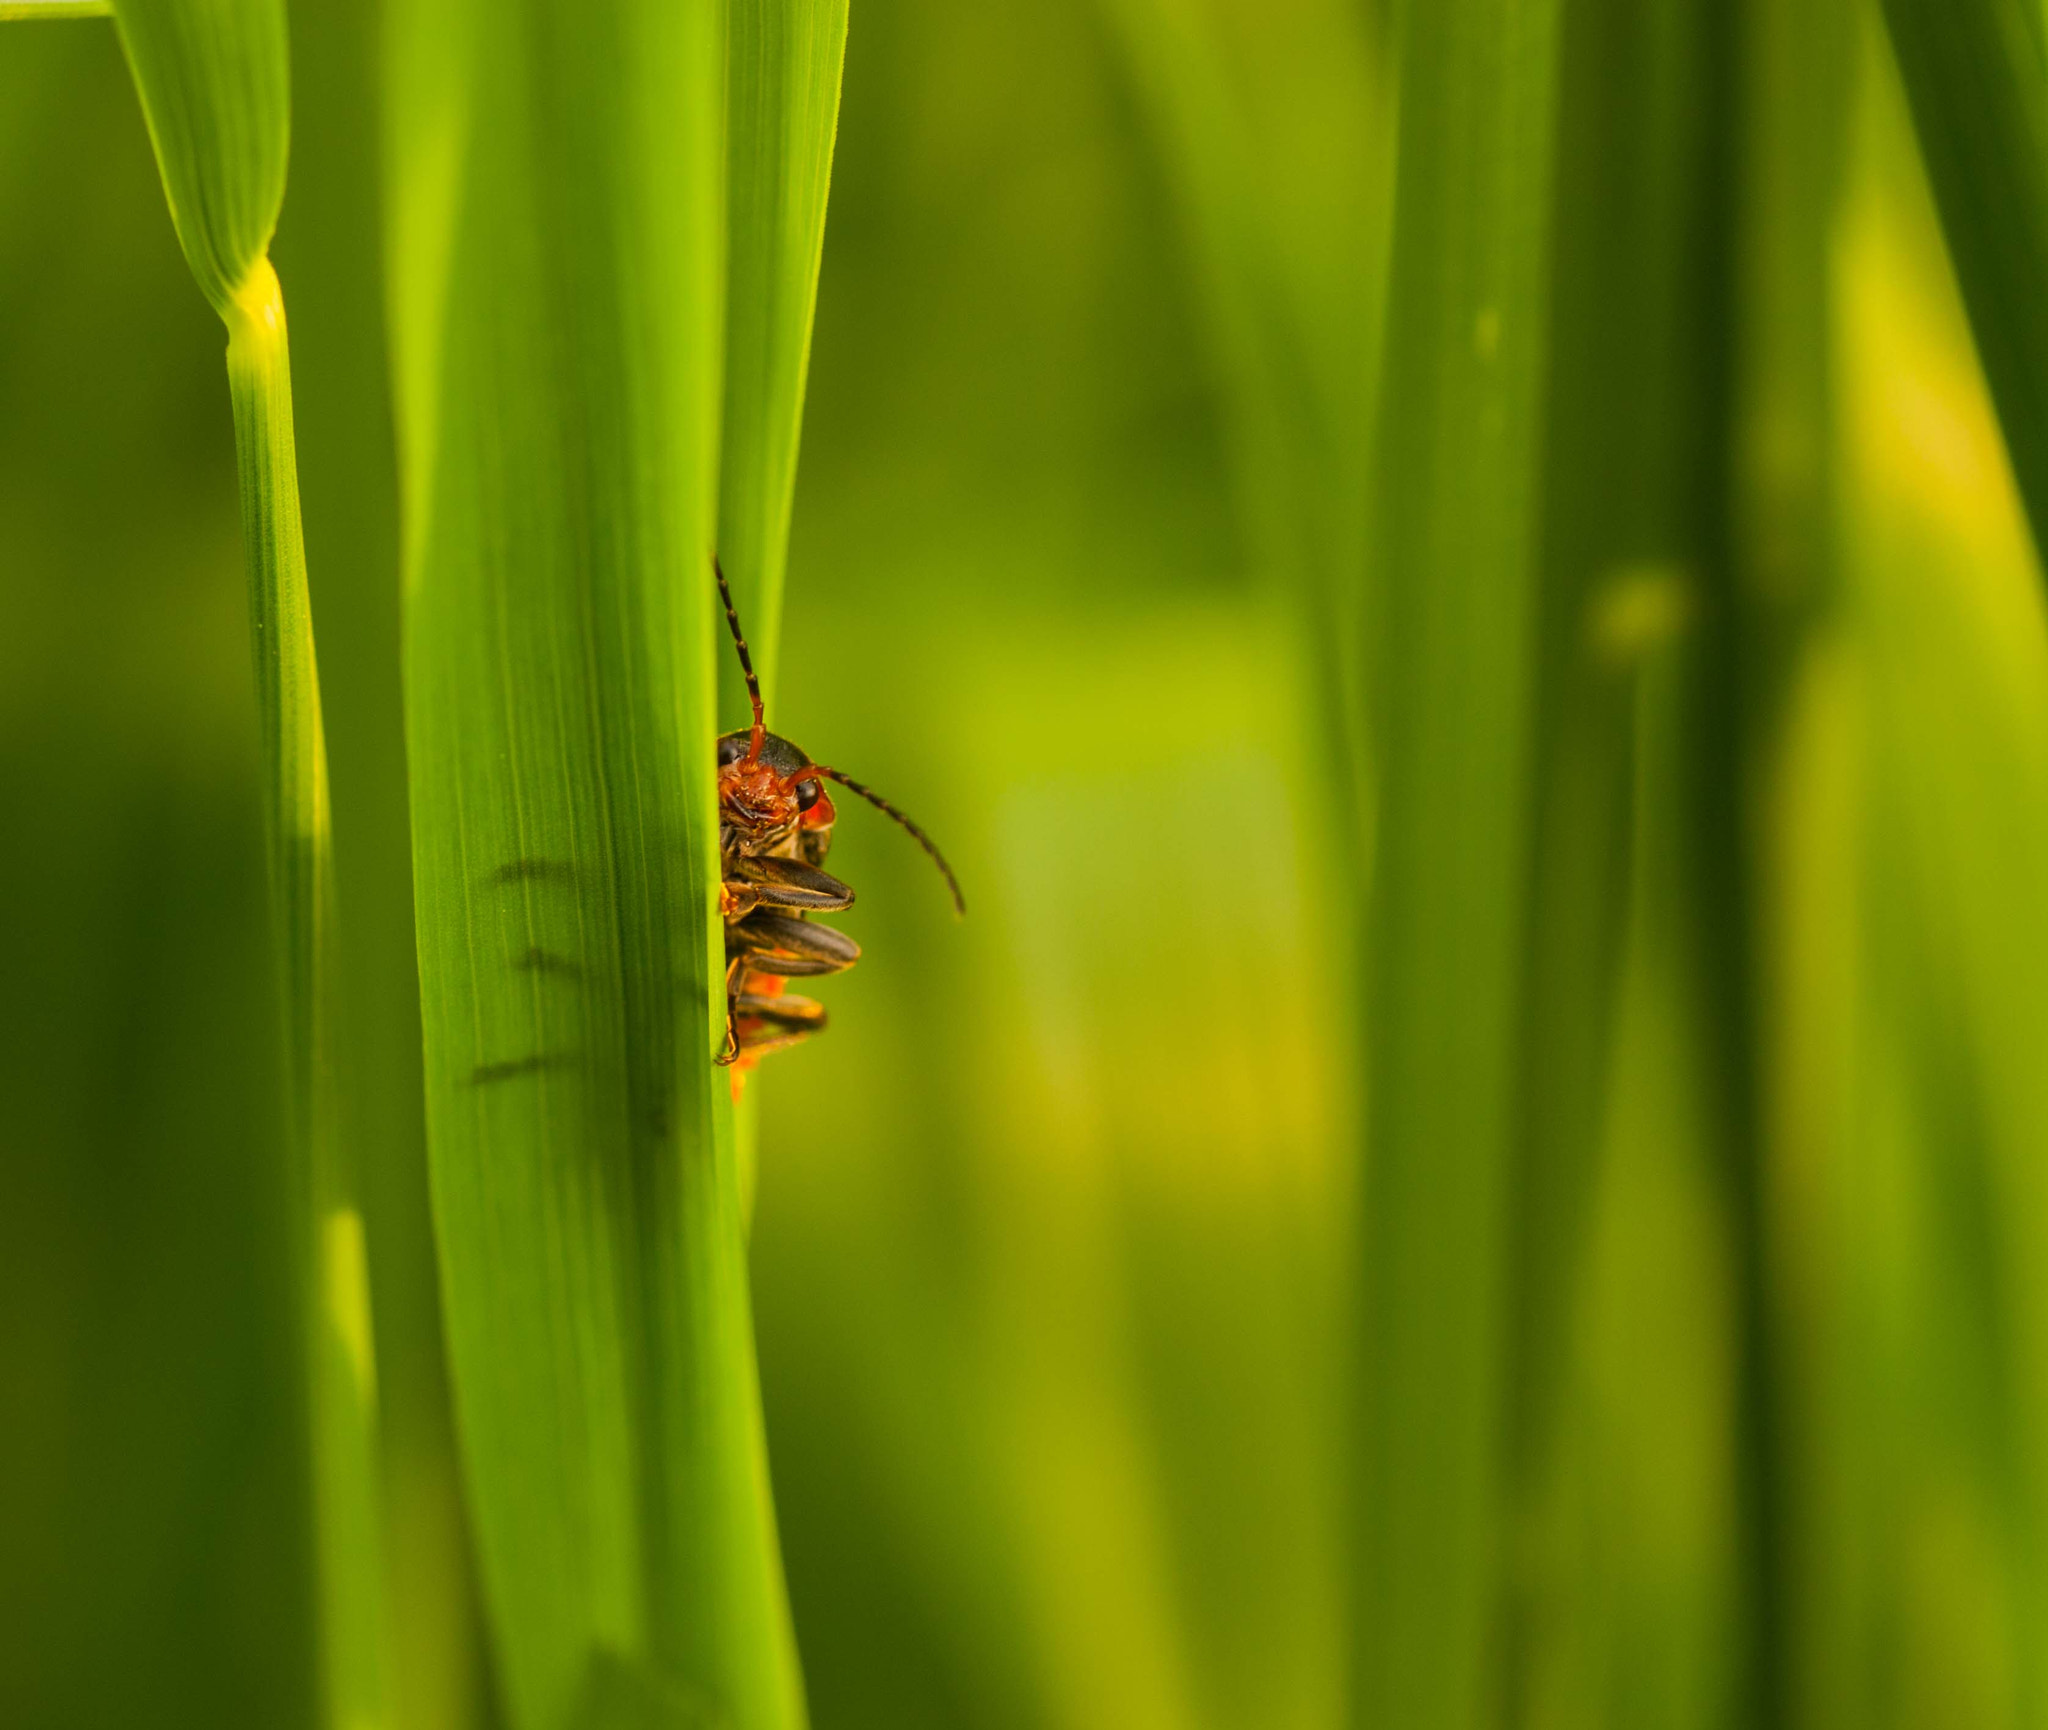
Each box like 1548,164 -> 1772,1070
714,559 -> 963,1083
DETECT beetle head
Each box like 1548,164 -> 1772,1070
716,727 -> 837,847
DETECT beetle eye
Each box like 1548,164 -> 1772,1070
795,779 -> 821,811
717,736 -> 745,767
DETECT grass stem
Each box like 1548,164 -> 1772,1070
227,255 -> 390,1730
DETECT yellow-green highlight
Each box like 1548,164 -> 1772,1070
1879,0 -> 2048,564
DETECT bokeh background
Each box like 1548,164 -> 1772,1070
7,3 -> 2048,1728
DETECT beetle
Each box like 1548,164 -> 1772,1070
714,558 -> 963,1077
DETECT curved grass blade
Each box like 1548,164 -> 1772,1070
1349,1 -> 1564,1723
108,0 -> 286,316
104,4 -> 388,1727
1877,0 -> 2048,561
384,6 -> 806,1728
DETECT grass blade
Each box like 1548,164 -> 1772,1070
107,0 -> 286,316
1349,2 -> 1563,1724
1723,5 -> 1855,1725
1092,0 -> 1386,642
1510,0 -> 1708,1487
384,6 -> 805,1727
718,0 -> 848,707
1504,0 -> 1741,1716
718,0 -> 848,1219
225,259 -> 389,1730
105,4 -> 388,1726
1840,45 -> 2048,1707
1877,0 -> 2048,563
277,0 -> 498,1718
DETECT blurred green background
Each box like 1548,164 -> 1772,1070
6,2 -> 2048,1728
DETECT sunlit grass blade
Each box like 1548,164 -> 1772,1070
103,4 -> 388,1727
0,3 -> 110,18
1877,0 -> 2048,560
718,0 -> 847,709
1838,62 -> 2048,1702
384,6 -> 805,1728
1347,3 -> 1563,1726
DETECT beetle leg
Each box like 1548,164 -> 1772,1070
731,853 -> 855,912
736,991 -> 826,1031
730,1027 -> 812,1065
719,857 -> 852,926
728,910 -> 860,971
732,992 -> 827,1062
731,950 -> 850,979
717,952 -> 750,1065
716,967 -> 833,1067
716,915 -> 856,1067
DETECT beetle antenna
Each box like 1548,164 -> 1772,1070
813,766 -> 966,916
713,555 -> 766,762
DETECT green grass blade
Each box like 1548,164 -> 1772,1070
0,3 -> 112,18
277,0 -> 499,1718
717,0 -> 848,1222
1505,0 -> 1735,1711
1877,0 -> 2048,561
1840,46 -> 2048,1706
225,260 -> 390,1730
105,5 -> 388,1727
384,6 -> 806,1728
1511,0 -> 1702,1471
1092,0 -> 1386,616
718,0 -> 848,711
1723,6 -> 1855,1725
1350,2 -> 1563,1724
1092,0 -> 1389,904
